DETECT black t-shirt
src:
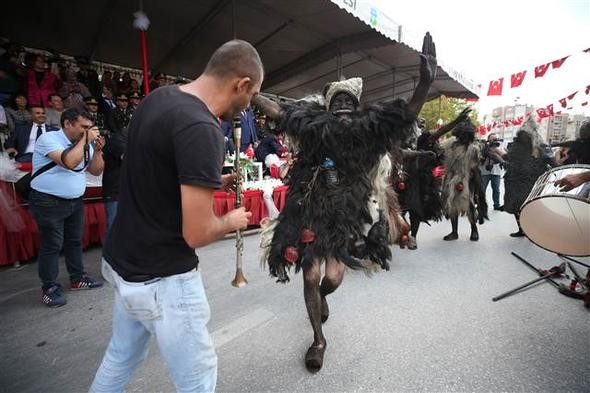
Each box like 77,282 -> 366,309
103,86 -> 224,279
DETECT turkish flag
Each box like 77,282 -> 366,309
559,98 -> 567,108
534,63 -> 551,78
546,104 -> 554,116
513,116 -> 523,126
510,70 -> 527,88
487,78 -> 504,96
568,91 -> 578,100
584,48 -> 590,53
478,126 -> 486,135
551,56 -> 568,69
582,102 -> 589,107
536,108 -> 549,118
555,111 -> 562,115
586,85 -> 590,95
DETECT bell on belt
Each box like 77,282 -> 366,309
300,228 -> 316,244
397,182 -> 406,191
284,246 -> 299,264
456,182 -> 464,192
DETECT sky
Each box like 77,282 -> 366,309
369,0 -> 590,117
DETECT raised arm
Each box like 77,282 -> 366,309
407,32 -> 437,115
432,107 -> 472,140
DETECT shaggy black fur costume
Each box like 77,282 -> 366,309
397,133 -> 444,223
503,131 -> 554,214
268,100 -> 416,282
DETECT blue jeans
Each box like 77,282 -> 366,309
104,200 -> 118,238
90,260 -> 217,393
29,190 -> 85,290
481,174 -> 501,208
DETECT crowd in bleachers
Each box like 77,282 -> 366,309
0,39 -> 293,177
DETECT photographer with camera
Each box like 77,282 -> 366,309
29,107 -> 104,307
480,133 -> 506,211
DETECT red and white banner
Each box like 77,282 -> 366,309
484,49 -> 588,96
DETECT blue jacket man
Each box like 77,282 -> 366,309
4,106 -> 59,162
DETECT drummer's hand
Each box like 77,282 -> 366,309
554,173 -> 589,191
221,173 -> 238,193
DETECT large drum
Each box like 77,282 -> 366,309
520,164 -> 590,256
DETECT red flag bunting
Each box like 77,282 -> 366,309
510,70 -> 527,88
584,48 -> 590,53
555,111 -> 562,115
551,56 -> 569,69
586,85 -> 590,95
478,126 -> 486,135
546,104 -> 554,116
559,98 -> 567,108
568,91 -> 578,100
465,97 -> 479,102
582,102 -> 589,106
534,63 -> 551,78
487,78 -> 504,96
536,108 -> 550,119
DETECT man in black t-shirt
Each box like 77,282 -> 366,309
91,40 -> 262,393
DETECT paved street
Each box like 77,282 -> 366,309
1,206 -> 589,392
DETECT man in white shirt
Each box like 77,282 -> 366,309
4,106 -> 59,162
480,133 -> 506,210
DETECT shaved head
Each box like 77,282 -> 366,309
204,39 -> 264,84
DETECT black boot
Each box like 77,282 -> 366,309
444,216 -> 459,241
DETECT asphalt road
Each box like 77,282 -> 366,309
1,207 -> 589,392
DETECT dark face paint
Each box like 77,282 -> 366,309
329,92 -> 358,118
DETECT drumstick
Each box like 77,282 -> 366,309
492,263 -> 565,302
560,255 -> 590,269
510,252 -> 560,288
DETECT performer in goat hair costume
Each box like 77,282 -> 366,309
502,117 -> 555,236
395,109 -> 471,249
254,33 -> 437,372
440,119 -> 488,241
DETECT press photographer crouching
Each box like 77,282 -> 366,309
480,132 -> 506,211
29,107 -> 105,307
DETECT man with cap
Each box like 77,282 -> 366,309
129,91 -> 142,113
85,96 -> 113,135
254,33 -> 438,371
113,93 -> 133,135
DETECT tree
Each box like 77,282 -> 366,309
419,96 -> 479,131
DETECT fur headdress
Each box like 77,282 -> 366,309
516,116 -> 542,158
323,77 -> 363,110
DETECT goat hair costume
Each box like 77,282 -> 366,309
440,135 -> 487,220
503,118 -> 554,214
263,99 -> 416,282
396,131 -> 444,223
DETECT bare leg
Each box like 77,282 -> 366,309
303,258 -> 326,371
443,216 -> 459,240
319,258 -> 345,323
